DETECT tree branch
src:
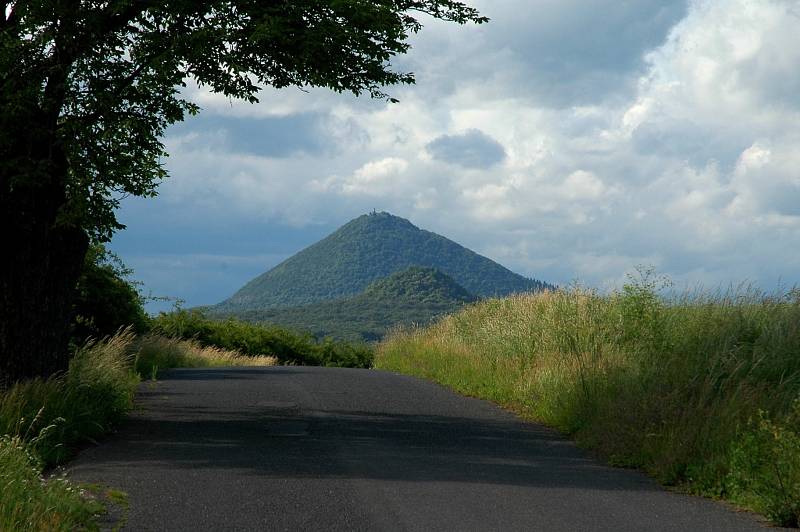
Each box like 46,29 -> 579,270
41,0 -> 163,125
59,59 -> 156,127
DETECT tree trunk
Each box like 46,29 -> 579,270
0,217 -> 87,388
0,113 -> 88,388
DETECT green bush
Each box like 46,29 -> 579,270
72,245 -> 149,345
152,309 -> 373,368
729,402 -> 800,527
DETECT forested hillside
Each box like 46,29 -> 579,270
223,266 -> 478,341
215,211 -> 552,311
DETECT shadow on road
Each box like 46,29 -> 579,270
76,381 -> 655,493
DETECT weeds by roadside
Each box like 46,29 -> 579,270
0,332 -> 139,530
134,334 -> 276,378
729,401 -> 800,527
151,309 -> 374,368
0,435 -> 103,531
0,332 -> 139,467
376,273 -> 800,526
0,329 -> 276,530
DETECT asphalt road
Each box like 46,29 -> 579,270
67,366 -> 771,531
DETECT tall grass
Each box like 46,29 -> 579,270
0,331 -> 139,530
376,274 -> 800,526
0,332 -> 140,466
152,309 -> 374,368
0,330 -> 277,530
134,334 -> 277,377
0,435 -> 103,531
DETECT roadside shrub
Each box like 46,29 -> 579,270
313,337 -> 374,368
729,402 -> 800,527
134,334 -> 276,376
152,310 -> 374,368
72,245 -> 149,345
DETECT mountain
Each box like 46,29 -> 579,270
223,266 -> 478,342
215,211 -> 552,311
361,265 -> 476,304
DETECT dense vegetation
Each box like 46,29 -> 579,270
215,212 -> 553,311
363,266 -> 476,303
1,435 -> 104,531
71,244 -> 150,346
152,310 -> 374,368
225,266 -> 477,341
376,274 -> 800,527
0,334 -> 138,530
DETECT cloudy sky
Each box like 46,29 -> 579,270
111,0 -> 800,311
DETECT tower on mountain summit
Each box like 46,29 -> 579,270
214,212 -> 553,312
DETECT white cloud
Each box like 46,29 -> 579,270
117,0 -> 800,303
729,141 -> 800,217
562,171 -> 608,201
339,158 -> 410,196
462,183 -> 518,221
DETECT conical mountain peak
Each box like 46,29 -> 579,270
215,212 -> 551,311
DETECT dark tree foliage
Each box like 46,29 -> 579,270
72,244 -> 149,345
0,0 -> 486,385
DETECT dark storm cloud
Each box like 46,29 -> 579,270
402,0 -> 688,107
502,0 -> 688,104
631,118 -> 751,170
426,129 -> 506,169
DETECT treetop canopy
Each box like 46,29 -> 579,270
0,0 -> 486,239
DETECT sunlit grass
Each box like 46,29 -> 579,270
0,330 -> 276,530
377,275 -> 800,526
151,310 -> 374,368
134,334 -> 277,377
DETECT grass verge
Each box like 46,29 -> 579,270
0,332 -> 138,530
134,334 -> 277,377
376,274 -> 800,527
0,435 -> 104,531
152,309 -> 374,368
0,330 -> 276,530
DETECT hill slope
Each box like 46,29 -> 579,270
225,267 -> 478,342
215,212 -> 551,311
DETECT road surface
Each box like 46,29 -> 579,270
67,366 -> 771,531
